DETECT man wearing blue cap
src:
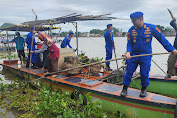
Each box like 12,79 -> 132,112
26,26 -> 40,68
61,32 -> 74,48
120,11 -> 177,97
104,24 -> 115,71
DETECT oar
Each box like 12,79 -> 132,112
109,32 -> 119,70
30,52 -> 171,82
167,8 -> 177,27
22,9 -> 37,94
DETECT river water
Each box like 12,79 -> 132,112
59,36 -> 176,74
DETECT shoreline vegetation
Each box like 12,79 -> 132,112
0,25 -> 176,38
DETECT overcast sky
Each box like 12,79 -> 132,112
1,0 -> 177,33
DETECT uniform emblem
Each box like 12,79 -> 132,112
127,33 -> 130,40
133,39 -> 136,43
155,27 -> 161,33
146,38 -> 150,42
145,35 -> 150,37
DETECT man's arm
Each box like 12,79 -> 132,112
33,44 -> 48,53
152,25 -> 175,52
126,30 -> 132,59
170,19 -> 177,31
68,43 -> 72,48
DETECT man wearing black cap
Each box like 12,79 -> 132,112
120,11 -> 177,97
12,32 -> 25,61
104,24 -> 115,71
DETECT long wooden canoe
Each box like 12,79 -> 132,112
1,62 -> 177,118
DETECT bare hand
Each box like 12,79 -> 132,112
113,44 -> 115,50
173,18 -> 176,21
172,50 -> 177,55
30,51 -> 34,54
37,42 -> 42,45
126,52 -> 131,59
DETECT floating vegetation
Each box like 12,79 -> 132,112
0,78 -> 124,118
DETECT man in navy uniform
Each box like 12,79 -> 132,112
120,11 -> 177,97
104,24 -> 115,71
26,26 -> 40,68
61,32 -> 74,48
165,18 -> 177,78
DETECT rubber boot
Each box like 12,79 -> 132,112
26,61 -> 29,68
140,87 -> 147,97
106,65 -> 112,71
120,85 -> 128,97
164,74 -> 171,79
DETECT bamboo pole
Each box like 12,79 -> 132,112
44,52 -> 171,77
109,31 -> 118,70
23,9 -> 38,93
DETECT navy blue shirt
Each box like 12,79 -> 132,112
127,23 -> 175,58
61,35 -> 72,48
170,20 -> 177,49
104,30 -> 114,49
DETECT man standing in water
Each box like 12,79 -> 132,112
120,11 -> 177,97
165,18 -> 177,78
104,24 -> 115,71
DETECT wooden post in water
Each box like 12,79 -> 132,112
76,22 -> 79,56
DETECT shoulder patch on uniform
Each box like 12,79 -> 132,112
127,33 -> 131,40
144,24 -> 147,28
155,27 -> 161,33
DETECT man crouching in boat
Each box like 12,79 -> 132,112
30,33 -> 60,78
120,11 -> 177,97
165,18 -> 177,78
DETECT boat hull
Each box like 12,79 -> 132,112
1,64 -> 176,118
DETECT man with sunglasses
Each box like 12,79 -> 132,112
120,11 -> 177,97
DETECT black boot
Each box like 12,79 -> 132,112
32,63 -> 39,69
106,65 -> 112,71
164,74 -> 171,79
120,85 -> 128,97
140,87 -> 147,97
26,61 -> 29,68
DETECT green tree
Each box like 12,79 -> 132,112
156,25 -> 165,33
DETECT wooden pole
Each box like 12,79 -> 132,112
76,22 -> 79,56
23,9 -> 38,93
6,29 -> 10,63
44,52 -> 171,77
109,31 -> 118,70
167,8 -> 177,28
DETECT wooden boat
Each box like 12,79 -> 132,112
129,74 -> 177,98
1,61 -> 177,118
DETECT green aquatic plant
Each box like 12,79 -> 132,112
0,78 -> 124,118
